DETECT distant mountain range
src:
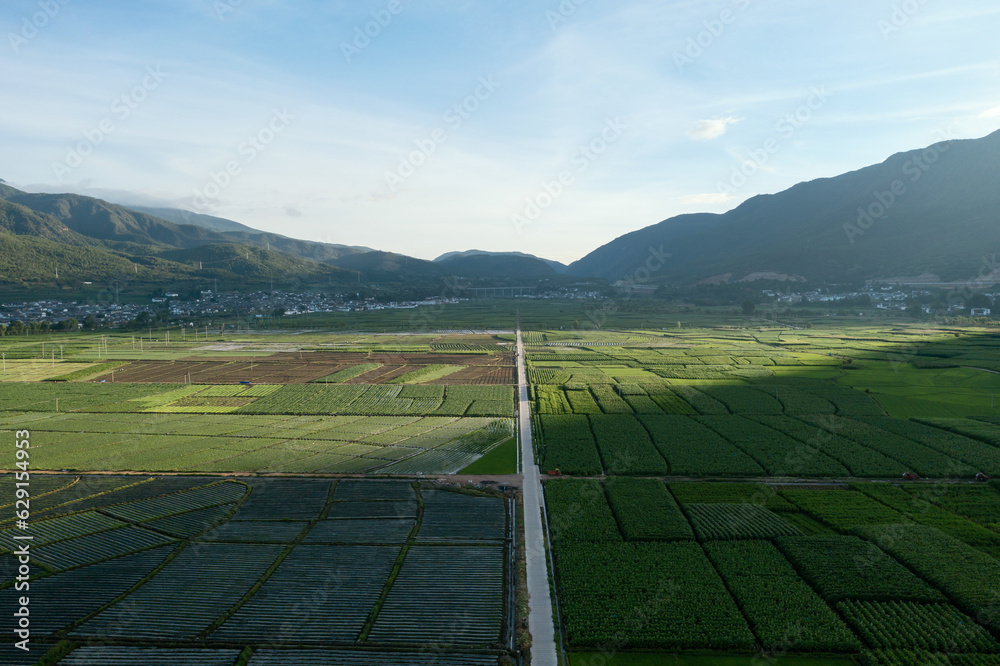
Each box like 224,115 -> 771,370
0,184 -> 573,290
3,128 -> 999,293
435,250 -> 568,275
568,129 -> 1000,285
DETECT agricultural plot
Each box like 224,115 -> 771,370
546,478 -> 1000,661
684,503 -> 801,540
780,488 -> 907,532
640,414 -> 764,476
837,600 -> 999,652
604,477 -> 693,541
705,540 -> 860,652
5,411 -> 513,473
367,545 -> 505,645
71,542 -> 287,639
849,483 -> 1000,558
88,351 -> 515,386
855,524 -> 1000,637
775,535 -> 946,603
0,476 -> 513,663
554,541 -> 755,650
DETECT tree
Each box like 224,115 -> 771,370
968,293 -> 993,311
57,317 -> 78,331
82,314 -> 97,330
741,299 -> 756,316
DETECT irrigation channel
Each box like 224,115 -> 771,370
517,325 -> 559,666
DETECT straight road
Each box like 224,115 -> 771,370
517,325 -> 559,666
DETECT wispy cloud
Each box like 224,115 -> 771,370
980,105 -> 1000,119
687,116 -> 742,141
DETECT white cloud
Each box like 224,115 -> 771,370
980,104 -> 1000,118
687,116 -> 742,141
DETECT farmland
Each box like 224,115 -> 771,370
528,322 -> 1000,664
5,318 -> 1000,663
546,478 -> 1000,663
0,475 -> 514,664
0,333 -> 517,474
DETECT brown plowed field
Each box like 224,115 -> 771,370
266,351 -> 514,366
89,351 -> 515,385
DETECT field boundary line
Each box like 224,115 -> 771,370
356,480 -> 423,642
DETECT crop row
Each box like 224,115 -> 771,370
838,600 -> 999,652
71,542 -> 287,639
212,544 -> 400,643
855,524 -> 1000,638
775,535 -> 946,603
604,478 -> 692,541
684,503 -> 801,540
849,483 -> 1000,558
554,541 -> 755,650
780,488 -> 906,532
706,540 -> 860,652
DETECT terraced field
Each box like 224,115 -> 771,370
0,476 -> 513,664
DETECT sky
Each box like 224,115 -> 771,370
2,0 -> 999,264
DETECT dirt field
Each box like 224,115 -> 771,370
89,351 -> 515,385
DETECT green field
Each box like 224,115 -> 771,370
6,318 -> 1000,663
548,479 -> 1000,663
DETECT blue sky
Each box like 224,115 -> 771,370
2,0 -> 999,263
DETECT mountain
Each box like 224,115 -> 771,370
126,206 -> 260,234
569,130 -> 1000,284
0,184 -> 353,289
331,251 -> 443,280
125,206 -> 372,263
435,252 -> 560,279
0,196 -> 95,244
434,249 -> 568,274
0,185 -> 229,249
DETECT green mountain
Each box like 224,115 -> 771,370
435,252 -> 561,279
434,250 -> 568,274
568,130 -> 1000,284
125,205 -> 372,263
0,184 -> 352,290
0,185 -> 231,249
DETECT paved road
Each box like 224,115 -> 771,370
517,326 -> 559,666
